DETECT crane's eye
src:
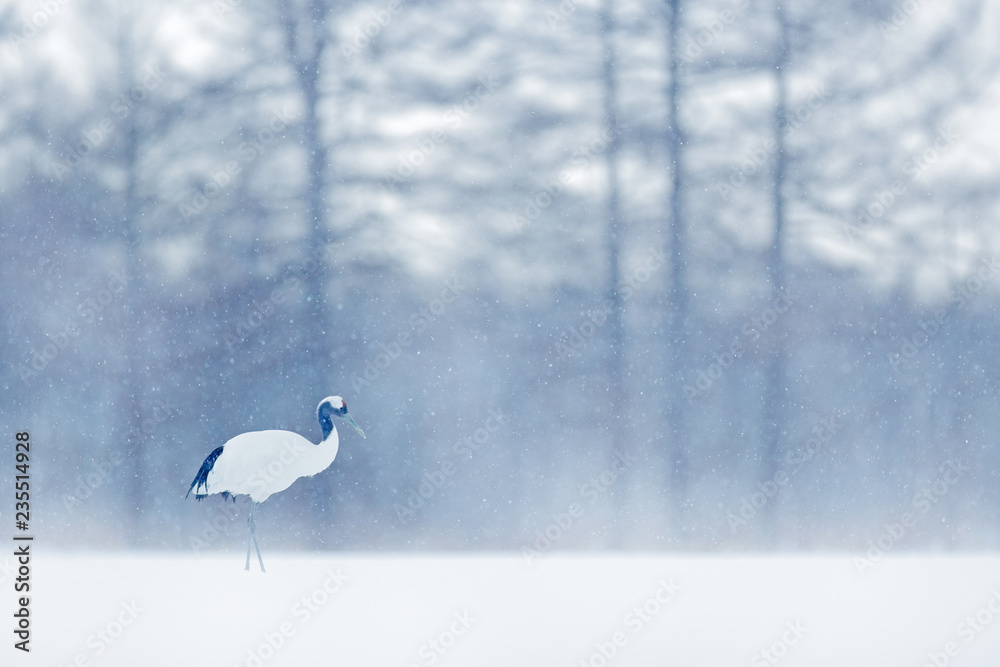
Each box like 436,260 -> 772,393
341,401 -> 348,411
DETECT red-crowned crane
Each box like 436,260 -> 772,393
186,396 -> 365,572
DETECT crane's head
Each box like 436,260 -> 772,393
317,396 -> 366,440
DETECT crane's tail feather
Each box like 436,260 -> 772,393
186,445 -> 225,500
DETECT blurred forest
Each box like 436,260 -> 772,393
2,0 -> 1000,552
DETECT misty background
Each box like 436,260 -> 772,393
2,0 -> 999,553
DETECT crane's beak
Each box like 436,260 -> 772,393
345,413 -> 366,439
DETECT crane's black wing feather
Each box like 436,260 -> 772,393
186,445 -> 227,500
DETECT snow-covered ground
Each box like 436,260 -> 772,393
10,552 -> 1000,665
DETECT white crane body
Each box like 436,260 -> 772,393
199,430 -> 338,503
186,396 -> 365,572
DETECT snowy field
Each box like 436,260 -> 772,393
10,552 -> 1000,666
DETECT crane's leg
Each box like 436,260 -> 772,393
249,502 -> 266,573
245,502 -> 253,571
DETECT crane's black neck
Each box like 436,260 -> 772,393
318,403 -> 337,441
318,409 -> 334,440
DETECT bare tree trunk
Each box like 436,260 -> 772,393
280,0 -> 332,385
664,0 -> 690,543
301,43 -> 331,376
279,1 -> 358,539
599,0 -> 631,543
760,2 -> 790,546
116,5 -> 146,547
